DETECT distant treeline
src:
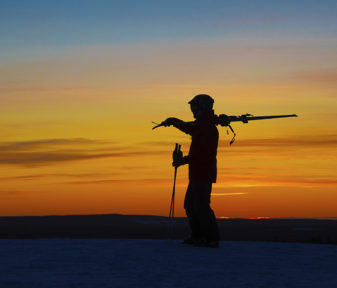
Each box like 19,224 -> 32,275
0,214 -> 337,245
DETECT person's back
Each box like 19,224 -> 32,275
187,109 -> 218,183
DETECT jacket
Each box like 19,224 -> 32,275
175,110 -> 218,183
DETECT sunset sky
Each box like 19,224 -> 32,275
1,0 -> 336,218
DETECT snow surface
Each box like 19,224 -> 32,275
1,239 -> 337,288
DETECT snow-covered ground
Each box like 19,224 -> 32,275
1,239 -> 337,288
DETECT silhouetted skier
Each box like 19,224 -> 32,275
161,94 -> 220,247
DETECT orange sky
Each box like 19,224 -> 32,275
1,2 -> 337,218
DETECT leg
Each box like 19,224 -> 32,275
184,182 -> 202,240
194,181 -> 220,242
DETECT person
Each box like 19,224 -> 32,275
161,94 -> 220,248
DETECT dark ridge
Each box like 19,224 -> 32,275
0,214 -> 337,245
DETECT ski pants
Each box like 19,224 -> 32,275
184,180 -> 220,242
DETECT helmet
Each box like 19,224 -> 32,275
188,94 -> 214,111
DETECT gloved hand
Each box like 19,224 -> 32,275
162,117 -> 181,127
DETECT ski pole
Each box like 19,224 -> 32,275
168,143 -> 181,239
169,165 -> 178,219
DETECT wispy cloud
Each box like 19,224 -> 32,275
0,172 -> 121,182
0,190 -> 25,198
0,150 -> 166,166
0,121 -> 59,129
0,151 -> 115,166
221,134 -> 337,148
212,192 -> 248,196
0,138 -> 98,151
66,172 -> 337,188
0,175 -> 46,181
292,71 -> 337,86
0,138 -> 167,166
215,175 -> 337,188
138,141 -> 190,147
138,135 -> 337,152
273,178 -> 337,187
67,178 -> 174,186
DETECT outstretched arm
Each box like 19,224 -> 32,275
161,117 -> 195,135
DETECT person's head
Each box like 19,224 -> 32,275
188,94 -> 214,119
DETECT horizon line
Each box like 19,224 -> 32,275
1,213 -> 337,220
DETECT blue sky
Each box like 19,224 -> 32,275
1,0 -> 336,48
